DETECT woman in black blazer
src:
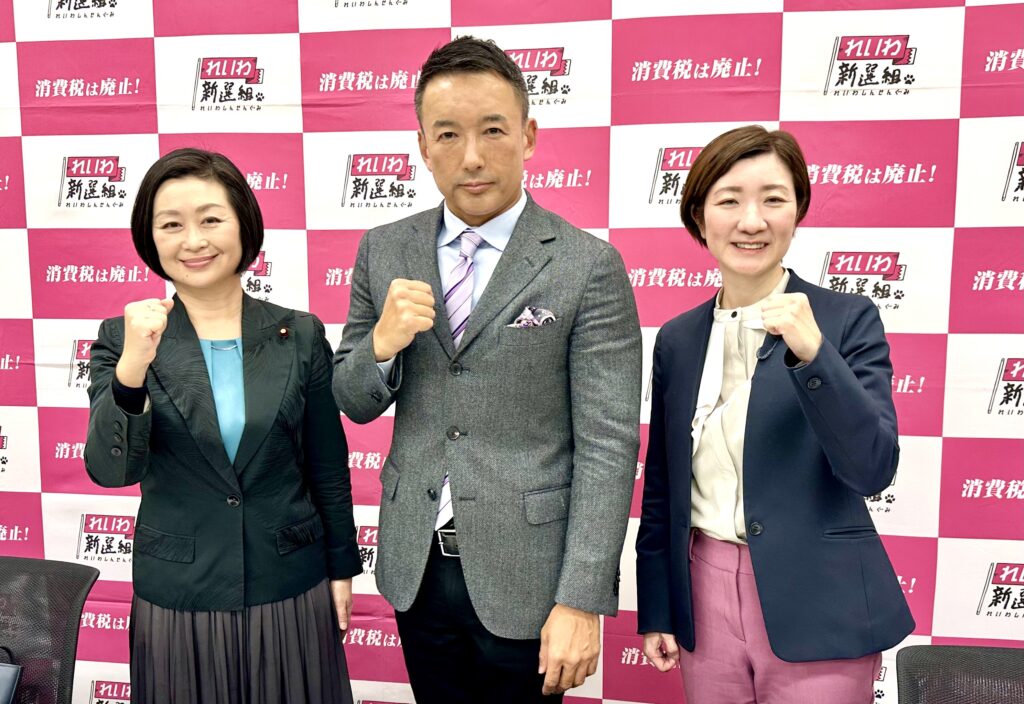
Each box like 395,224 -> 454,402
84,148 -> 361,703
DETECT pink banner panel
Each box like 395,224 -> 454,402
932,636 -> 1024,649
27,229 -> 165,320
610,229 -> 721,328
0,319 -> 36,407
603,610 -> 687,704
300,28 -> 451,133
783,120 -> 958,228
343,415 -> 393,507
451,0 -> 610,27
154,0 -> 297,37
886,333 -> 947,438
0,491 -> 44,558
940,438 -> 1024,542
630,423 -> 649,519
785,0 -> 964,9
523,127 -> 609,229
961,4 -> 1024,119
612,14 -> 782,125
159,133 -> 306,230
880,535 -> 937,635
0,0 -> 12,42
0,137 -> 25,228
76,580 -> 133,664
38,407 -> 139,497
306,229 -> 363,325
17,39 -> 157,136
949,228 -> 1024,334
343,594 -> 409,683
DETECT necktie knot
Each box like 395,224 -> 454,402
459,229 -> 483,259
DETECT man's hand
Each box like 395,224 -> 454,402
538,604 -> 600,695
372,279 -> 435,362
116,298 -> 174,387
760,292 -> 823,364
329,578 -> 353,634
642,631 -> 680,672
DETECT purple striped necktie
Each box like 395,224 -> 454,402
436,228 -> 483,530
444,228 -> 484,348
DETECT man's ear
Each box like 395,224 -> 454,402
417,130 -> 432,172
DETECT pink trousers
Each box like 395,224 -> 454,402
679,531 -> 881,704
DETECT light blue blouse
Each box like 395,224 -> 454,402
198,338 -> 244,464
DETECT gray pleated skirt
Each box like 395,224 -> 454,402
130,579 -> 354,704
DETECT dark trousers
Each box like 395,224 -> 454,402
394,536 -> 564,704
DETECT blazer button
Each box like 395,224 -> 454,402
226,495 -> 241,508
806,377 -> 822,390
427,488 -> 438,501
113,421 -> 123,432
110,447 -> 123,457
370,390 -> 383,402
446,426 -> 461,441
113,433 -> 123,443
749,521 -> 764,536
449,362 -> 463,376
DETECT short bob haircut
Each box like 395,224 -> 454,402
131,148 -> 264,280
414,35 -> 530,126
679,125 -> 811,247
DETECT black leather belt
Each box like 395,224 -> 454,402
436,527 -> 459,557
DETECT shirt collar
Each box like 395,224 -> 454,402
713,269 -> 791,326
438,190 -> 528,253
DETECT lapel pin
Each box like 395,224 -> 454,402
278,327 -> 289,340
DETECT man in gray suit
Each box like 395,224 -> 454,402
332,36 -> 641,703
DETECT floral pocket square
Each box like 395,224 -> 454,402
507,306 -> 557,328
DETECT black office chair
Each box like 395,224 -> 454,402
0,557 -> 100,704
897,644 -> 1024,704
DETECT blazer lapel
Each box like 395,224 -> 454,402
150,296 -> 239,491
403,204 -> 456,359
456,197 -> 553,355
683,301 -> 716,456
232,295 -> 295,473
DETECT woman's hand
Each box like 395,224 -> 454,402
760,292 -> 823,364
116,298 -> 174,387
329,578 -> 353,634
643,632 -> 680,672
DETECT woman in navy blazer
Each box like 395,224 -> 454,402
84,148 -> 360,703
636,126 -> 914,703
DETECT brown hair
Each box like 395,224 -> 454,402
680,125 -> 811,247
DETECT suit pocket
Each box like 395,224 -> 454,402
133,523 -> 195,563
498,319 -> 565,347
276,513 -> 325,555
523,484 -> 571,525
380,457 -> 400,501
823,525 -> 878,540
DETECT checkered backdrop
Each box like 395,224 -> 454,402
0,1 -> 1022,702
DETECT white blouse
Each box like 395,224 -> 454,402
690,271 -> 790,544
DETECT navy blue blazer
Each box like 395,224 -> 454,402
636,271 -> 914,662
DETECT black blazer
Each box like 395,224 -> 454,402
84,294 -> 361,611
636,271 -> 914,662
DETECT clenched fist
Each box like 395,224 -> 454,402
760,292 -> 823,364
116,298 -> 174,388
372,279 -> 435,362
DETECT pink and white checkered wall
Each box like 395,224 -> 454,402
0,1 -> 1022,702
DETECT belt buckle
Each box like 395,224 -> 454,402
436,528 -> 460,558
